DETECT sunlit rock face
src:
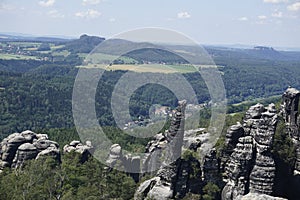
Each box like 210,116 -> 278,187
222,103 -> 278,200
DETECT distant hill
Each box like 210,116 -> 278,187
205,46 -> 300,64
125,48 -> 188,64
0,33 -> 71,43
64,34 -> 105,53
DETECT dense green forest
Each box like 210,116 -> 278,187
0,153 -> 137,200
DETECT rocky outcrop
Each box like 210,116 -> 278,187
0,130 -> 60,171
135,100 -> 199,200
248,103 -> 277,195
280,87 -> 300,174
222,103 -> 278,199
142,132 -> 168,173
222,136 -> 254,199
106,144 -> 141,182
203,148 -> 222,186
239,193 -> 287,200
106,144 -> 123,167
224,122 -> 244,157
63,140 -> 94,163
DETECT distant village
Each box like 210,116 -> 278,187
123,103 -> 205,130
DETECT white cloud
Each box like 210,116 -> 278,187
263,0 -> 288,3
82,0 -> 101,5
238,17 -> 248,21
48,10 -> 64,18
272,10 -> 283,17
38,0 -> 55,7
287,2 -> 300,11
258,15 -> 267,19
75,9 -> 101,19
177,11 -> 191,19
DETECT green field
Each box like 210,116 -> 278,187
50,44 -> 65,50
81,53 -> 138,64
52,50 -> 70,57
77,63 -> 200,73
0,53 -> 39,60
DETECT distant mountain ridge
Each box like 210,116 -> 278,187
0,33 -> 71,43
1,33 -> 300,63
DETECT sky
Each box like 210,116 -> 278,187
0,0 -> 300,48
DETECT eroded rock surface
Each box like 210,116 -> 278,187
239,193 -> 287,200
63,140 -> 94,163
134,100 -> 200,200
222,103 -> 278,200
0,130 -> 60,171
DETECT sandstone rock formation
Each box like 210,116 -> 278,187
133,100 -> 206,199
133,100 -> 204,200
280,87 -> 300,174
203,148 -> 222,186
0,130 -> 60,171
118,87 -> 300,200
239,193 -> 287,200
63,140 -> 94,163
224,122 -> 244,157
222,103 -> 278,200
106,143 -> 141,182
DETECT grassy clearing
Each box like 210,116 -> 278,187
50,44 -> 65,50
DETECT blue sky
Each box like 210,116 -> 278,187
0,0 -> 300,48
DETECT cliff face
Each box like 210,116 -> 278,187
222,103 -> 278,199
221,87 -> 300,200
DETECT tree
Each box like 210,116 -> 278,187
202,182 -> 220,200
38,43 -> 51,51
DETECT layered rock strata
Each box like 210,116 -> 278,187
222,103 -> 278,199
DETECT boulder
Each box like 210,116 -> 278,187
0,131 -> 60,170
63,140 -> 94,163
